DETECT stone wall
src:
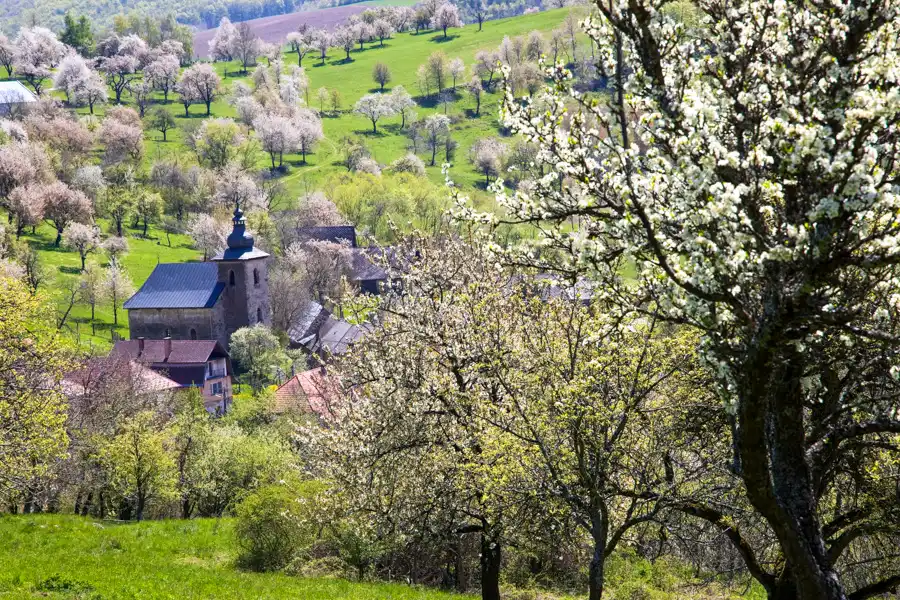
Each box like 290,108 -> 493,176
128,304 -> 227,348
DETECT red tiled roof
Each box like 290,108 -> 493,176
112,340 -> 224,364
273,368 -> 340,419
63,357 -> 182,397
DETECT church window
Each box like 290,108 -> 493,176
253,268 -> 260,286
190,328 -> 197,340
229,270 -> 236,286
257,307 -> 263,323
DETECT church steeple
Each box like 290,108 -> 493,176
226,201 -> 254,251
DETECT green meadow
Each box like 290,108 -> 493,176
0,514 -> 473,600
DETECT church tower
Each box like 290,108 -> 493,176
212,202 -> 271,344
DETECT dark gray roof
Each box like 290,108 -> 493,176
297,226 -> 357,247
123,263 -> 224,310
350,249 -> 388,282
287,300 -> 331,347
211,247 -> 270,261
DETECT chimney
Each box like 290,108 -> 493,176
164,337 -> 172,361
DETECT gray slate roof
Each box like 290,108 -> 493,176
0,81 -> 37,104
123,263 -> 225,309
297,226 -> 358,247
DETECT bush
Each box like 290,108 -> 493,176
234,479 -> 324,572
285,555 -> 354,579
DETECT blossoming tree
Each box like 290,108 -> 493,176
473,2 -> 900,599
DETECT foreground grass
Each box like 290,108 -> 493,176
0,514 -> 471,600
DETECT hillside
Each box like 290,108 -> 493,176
0,515 -> 474,599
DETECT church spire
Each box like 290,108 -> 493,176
226,200 -> 254,251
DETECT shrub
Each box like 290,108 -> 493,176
234,479 -> 324,572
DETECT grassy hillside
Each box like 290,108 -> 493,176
14,8 -> 578,349
0,514 -> 473,600
77,8 -> 574,197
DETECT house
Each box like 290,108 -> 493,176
62,355 -> 182,399
273,367 -> 339,420
111,338 -> 234,413
124,203 -> 271,350
287,300 -> 370,362
0,81 -> 37,116
296,225 -> 389,294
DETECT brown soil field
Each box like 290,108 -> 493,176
193,4 -> 369,57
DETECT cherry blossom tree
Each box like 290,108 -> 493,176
469,137 -> 507,185
295,112 -> 324,163
313,30 -> 331,65
0,34 -> 14,77
178,64 -> 221,116
421,114 -> 450,166
447,57 -> 465,90
41,182 -> 92,246
477,3 -> 900,599
72,71 -> 108,114
354,93 -> 396,133
253,114 -> 300,170
99,119 -> 144,165
7,185 -> 45,237
14,27 -> 65,95
145,54 -> 180,103
100,55 -> 139,104
430,3 -> 462,39
232,22 -> 260,73
188,214 -> 228,260
372,19 -> 394,47
102,262 -> 134,327
61,222 -> 101,270
53,53 -> 91,104
333,27 -> 356,62
389,85 -> 416,128
209,17 -> 238,62
466,76 -> 483,116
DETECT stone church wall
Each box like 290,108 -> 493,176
128,304 -> 227,347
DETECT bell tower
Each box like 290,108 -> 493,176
212,202 -> 271,346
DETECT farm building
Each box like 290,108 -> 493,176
0,81 -> 37,115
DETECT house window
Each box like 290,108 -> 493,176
256,307 -> 263,323
164,328 -> 171,337
229,270 -> 235,286
211,381 -> 223,395
208,361 -> 213,375
253,268 -> 260,286
190,328 -> 197,340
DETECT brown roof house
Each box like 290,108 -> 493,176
112,338 -> 234,414
273,367 -> 340,420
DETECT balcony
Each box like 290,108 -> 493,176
206,368 -> 227,379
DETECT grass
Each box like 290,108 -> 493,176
0,514 -> 472,600
74,8 -> 576,198
19,219 -> 200,351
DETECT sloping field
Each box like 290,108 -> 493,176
194,4 -> 368,57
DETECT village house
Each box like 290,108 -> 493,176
0,81 -> 37,116
111,338 -> 234,414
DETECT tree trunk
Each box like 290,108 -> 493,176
143,218 -> 148,237
55,227 -> 63,246
135,494 -> 145,521
81,491 -> 93,516
479,534 -> 501,600
738,349 -> 847,600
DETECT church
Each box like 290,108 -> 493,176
124,204 -> 271,350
